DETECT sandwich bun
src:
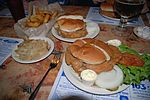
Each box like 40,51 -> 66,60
69,44 -> 106,64
100,3 -> 114,12
100,3 -> 119,18
57,18 -> 85,32
55,15 -> 88,38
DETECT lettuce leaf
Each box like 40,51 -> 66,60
118,44 -> 139,55
118,45 -> 150,85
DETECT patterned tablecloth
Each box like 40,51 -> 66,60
0,6 -> 150,100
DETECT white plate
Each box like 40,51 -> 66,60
51,20 -> 100,42
62,56 -> 129,95
12,37 -> 54,63
133,27 -> 150,40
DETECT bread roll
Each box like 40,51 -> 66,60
54,15 -> 88,38
69,44 -> 106,64
100,3 -> 114,12
57,18 -> 85,32
100,3 -> 117,18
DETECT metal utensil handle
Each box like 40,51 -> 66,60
29,67 -> 52,100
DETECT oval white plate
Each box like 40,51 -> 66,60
51,20 -> 100,42
62,56 -> 129,95
12,37 -> 54,63
133,27 -> 150,40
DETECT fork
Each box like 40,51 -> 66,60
29,54 -> 60,100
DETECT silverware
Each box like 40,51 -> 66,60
29,54 -> 61,100
52,50 -> 63,55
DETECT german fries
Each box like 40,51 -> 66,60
26,9 -> 57,28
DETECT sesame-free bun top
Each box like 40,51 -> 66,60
100,3 -> 119,19
70,44 -> 106,64
55,14 -> 88,38
69,38 -> 111,64
100,3 -> 114,12
57,18 -> 85,32
56,15 -> 85,32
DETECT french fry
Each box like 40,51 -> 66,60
29,16 -> 39,22
35,14 -> 44,23
51,11 -> 58,19
43,14 -> 50,23
26,8 -> 58,28
37,12 -> 45,17
26,21 -> 41,27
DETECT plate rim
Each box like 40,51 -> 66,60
51,20 -> 100,42
12,37 -> 54,63
62,56 -> 129,95
133,27 -> 150,40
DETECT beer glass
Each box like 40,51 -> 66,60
112,0 -> 145,36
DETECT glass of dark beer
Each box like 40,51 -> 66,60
112,0 -> 145,36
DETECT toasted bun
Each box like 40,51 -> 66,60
70,44 -> 106,64
100,3 -> 119,19
101,3 -> 114,12
55,15 -> 88,38
69,38 -> 112,64
57,18 -> 85,32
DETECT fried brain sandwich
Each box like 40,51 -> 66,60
65,38 -> 122,74
65,38 -> 145,89
65,38 -> 144,74
65,38 -> 144,89
54,15 -> 88,38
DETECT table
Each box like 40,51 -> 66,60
0,6 -> 150,100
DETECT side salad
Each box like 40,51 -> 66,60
118,44 -> 150,85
